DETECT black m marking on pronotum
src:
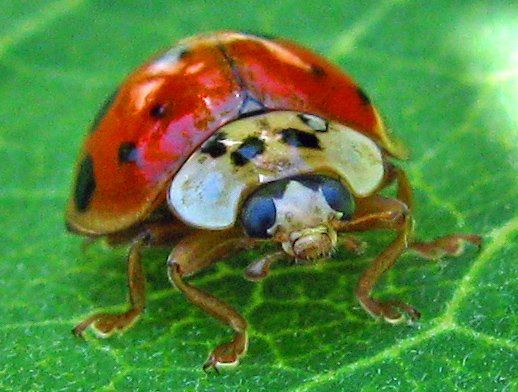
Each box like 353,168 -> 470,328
231,136 -> 265,166
297,113 -> 328,132
281,128 -> 322,149
201,133 -> 228,158
154,44 -> 190,65
310,64 -> 326,77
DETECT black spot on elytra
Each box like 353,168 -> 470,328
150,104 -> 168,118
231,136 -> 265,166
281,128 -> 321,149
118,142 -> 138,163
74,155 -> 96,212
310,64 -> 326,77
177,47 -> 190,60
88,87 -> 119,134
201,133 -> 227,158
357,87 -> 371,105
156,45 -> 190,64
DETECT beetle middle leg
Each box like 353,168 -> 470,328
381,164 -> 482,259
73,220 -> 189,338
409,234 -> 482,260
167,228 -> 255,371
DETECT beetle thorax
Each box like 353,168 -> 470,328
268,181 -> 341,260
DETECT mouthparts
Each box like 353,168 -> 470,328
282,226 -> 337,261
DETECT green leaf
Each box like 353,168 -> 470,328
1,1 -> 516,390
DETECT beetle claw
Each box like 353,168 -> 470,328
71,326 -> 85,339
379,300 -> 421,325
202,355 -> 239,374
202,341 -> 242,373
360,297 -> 421,325
202,358 -> 220,374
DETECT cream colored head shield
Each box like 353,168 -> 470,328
168,111 -> 384,229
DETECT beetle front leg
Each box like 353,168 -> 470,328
335,195 -> 420,324
356,219 -> 420,324
167,229 -> 254,371
244,251 -> 285,281
73,234 -> 147,337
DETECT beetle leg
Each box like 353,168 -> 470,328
409,234 -> 482,260
244,251 -> 285,281
106,220 -> 192,247
73,233 -> 147,338
337,236 -> 367,255
333,195 -> 410,233
334,195 -> 418,324
379,166 -> 482,257
73,220 -> 189,338
378,163 -> 413,204
167,229 -> 255,371
355,220 -> 421,324
333,167 -> 480,324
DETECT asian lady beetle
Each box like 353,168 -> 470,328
67,31 -> 481,371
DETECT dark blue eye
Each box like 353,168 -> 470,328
241,196 -> 277,238
321,178 -> 354,219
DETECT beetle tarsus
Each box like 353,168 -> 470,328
380,300 -> 421,324
202,336 -> 245,372
409,234 -> 482,260
339,235 -> 367,255
244,251 -> 284,281
72,237 -> 147,338
358,296 -> 421,325
72,310 -> 142,338
71,326 -> 85,338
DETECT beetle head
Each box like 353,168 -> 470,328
241,174 -> 354,261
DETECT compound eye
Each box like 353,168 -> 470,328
321,178 -> 355,219
241,196 -> 277,238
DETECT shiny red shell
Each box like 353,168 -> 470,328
66,31 -> 405,235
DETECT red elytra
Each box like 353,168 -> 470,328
66,31 -> 405,235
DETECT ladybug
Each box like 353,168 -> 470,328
67,31 -> 481,371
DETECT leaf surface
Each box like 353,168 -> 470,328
1,1 -> 516,391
